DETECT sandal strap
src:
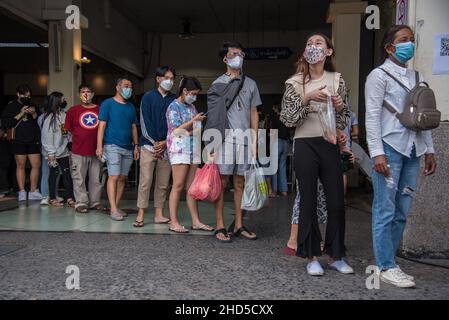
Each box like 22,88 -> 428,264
214,228 -> 229,237
235,226 -> 252,236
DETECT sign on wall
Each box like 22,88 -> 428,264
396,0 -> 409,25
433,33 -> 449,75
244,47 -> 293,60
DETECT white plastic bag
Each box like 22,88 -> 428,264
241,161 -> 269,211
318,95 -> 337,145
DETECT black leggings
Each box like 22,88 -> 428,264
49,157 -> 74,201
294,137 -> 346,260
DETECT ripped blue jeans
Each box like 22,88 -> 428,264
372,142 -> 420,270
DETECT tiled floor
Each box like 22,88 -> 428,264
0,200 -> 235,235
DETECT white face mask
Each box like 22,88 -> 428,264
227,56 -> 243,70
160,79 -> 174,91
185,94 -> 197,105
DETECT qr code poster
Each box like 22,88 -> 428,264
433,34 -> 449,75
441,37 -> 449,57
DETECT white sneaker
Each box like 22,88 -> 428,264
28,191 -> 43,201
397,265 -> 415,281
380,268 -> 416,288
307,261 -> 324,276
40,197 -> 50,205
18,190 -> 27,202
329,260 -> 355,274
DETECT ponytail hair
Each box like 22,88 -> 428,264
177,76 -> 202,97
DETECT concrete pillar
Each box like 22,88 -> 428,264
401,0 -> 449,258
327,1 -> 367,116
327,1 -> 367,188
47,22 -> 82,107
43,0 -> 86,107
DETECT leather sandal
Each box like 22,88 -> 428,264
214,228 -> 232,243
233,226 -> 258,240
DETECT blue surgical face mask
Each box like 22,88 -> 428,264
393,41 -> 415,64
120,87 -> 133,100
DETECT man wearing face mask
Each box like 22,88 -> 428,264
97,78 -> 140,221
135,66 -> 176,226
205,41 -> 262,242
1,84 -> 42,201
65,84 -> 106,213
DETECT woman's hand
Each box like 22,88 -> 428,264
338,132 -> 348,149
303,85 -> 328,105
48,155 -> 56,164
15,106 -> 29,120
423,154 -> 437,176
331,95 -> 344,112
374,155 -> 390,177
193,113 -> 206,122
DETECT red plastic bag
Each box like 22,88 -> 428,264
188,162 -> 222,202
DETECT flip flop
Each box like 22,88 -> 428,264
234,226 -> 258,240
154,218 -> 171,224
169,226 -> 189,234
191,224 -> 215,232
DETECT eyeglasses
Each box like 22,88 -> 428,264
227,52 -> 246,59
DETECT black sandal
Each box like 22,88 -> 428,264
234,226 -> 258,240
214,228 -> 232,243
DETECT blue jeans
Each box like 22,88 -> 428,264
272,139 -> 289,193
40,156 -> 60,198
372,142 -> 420,270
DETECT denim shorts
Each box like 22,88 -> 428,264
104,144 -> 133,177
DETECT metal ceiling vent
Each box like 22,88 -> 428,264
178,19 -> 195,40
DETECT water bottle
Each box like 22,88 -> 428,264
99,153 -> 107,164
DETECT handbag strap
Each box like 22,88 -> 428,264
13,118 -> 24,129
226,75 -> 246,112
379,68 -> 411,93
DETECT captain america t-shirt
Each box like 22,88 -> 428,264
65,105 -> 100,156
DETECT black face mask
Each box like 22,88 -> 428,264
60,101 -> 68,110
20,97 -> 31,106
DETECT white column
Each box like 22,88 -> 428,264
327,1 -> 368,116
47,22 -> 82,107
44,0 -> 87,107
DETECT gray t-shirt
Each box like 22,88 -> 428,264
213,74 -> 262,145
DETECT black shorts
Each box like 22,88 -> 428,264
12,142 -> 41,155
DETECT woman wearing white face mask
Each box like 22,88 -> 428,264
280,33 -> 353,276
166,76 -> 213,234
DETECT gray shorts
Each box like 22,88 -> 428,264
104,144 -> 133,177
216,142 -> 252,176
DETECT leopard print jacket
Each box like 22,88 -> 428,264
280,75 -> 350,130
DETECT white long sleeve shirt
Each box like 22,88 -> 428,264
365,58 -> 435,159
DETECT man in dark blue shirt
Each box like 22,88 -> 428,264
134,66 -> 177,228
